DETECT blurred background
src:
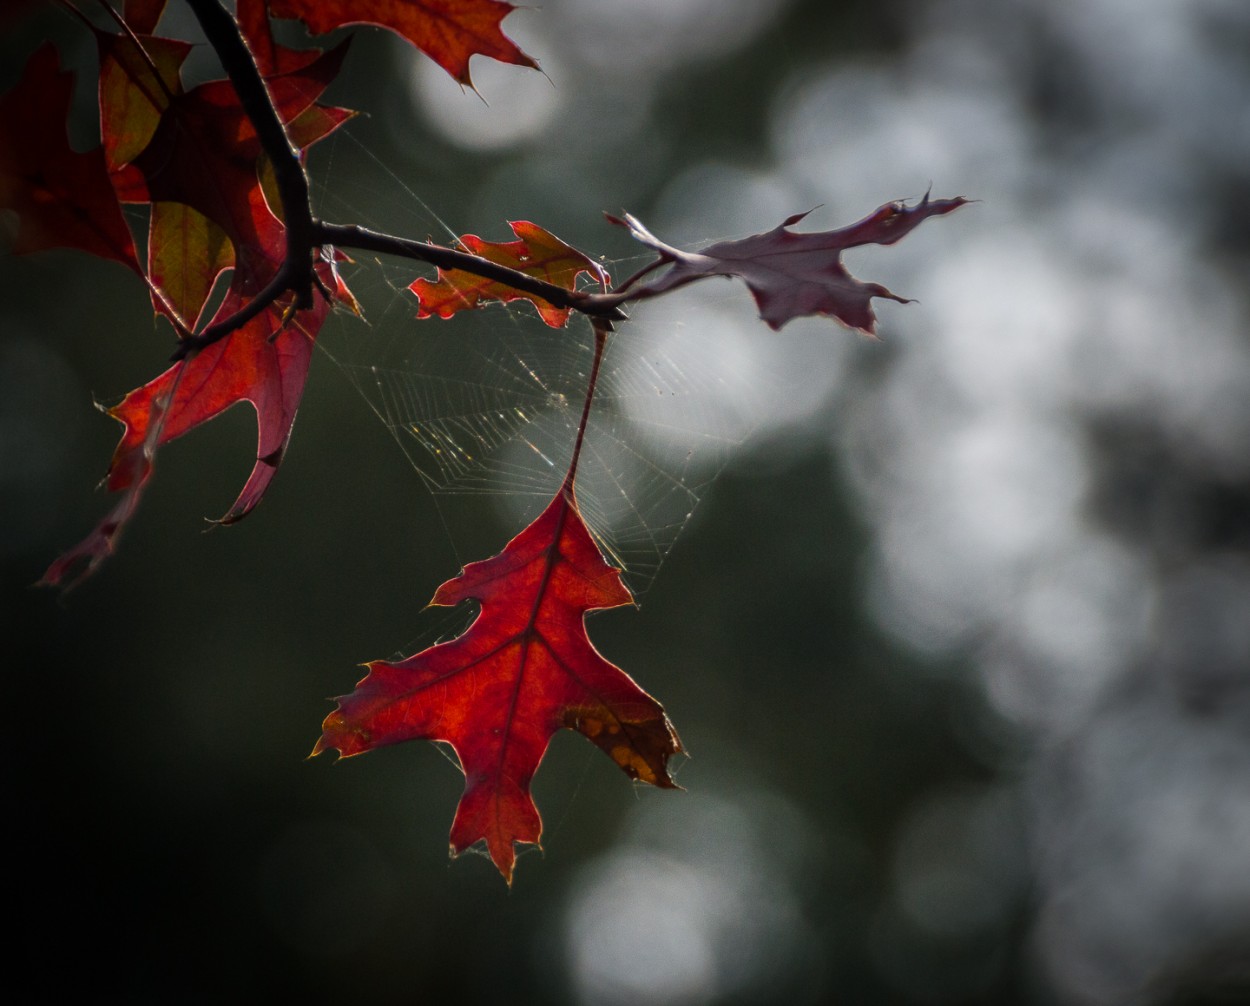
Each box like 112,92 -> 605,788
4,0 -> 1249,1002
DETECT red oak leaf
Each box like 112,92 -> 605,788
266,0 -> 538,87
107,284 -> 320,521
314,486 -> 683,883
612,193 -> 968,334
0,44 -> 140,273
41,253 -> 346,590
410,221 -> 607,328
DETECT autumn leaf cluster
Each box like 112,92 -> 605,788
2,0 -> 964,882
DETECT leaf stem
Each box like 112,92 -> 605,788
610,257 -> 665,295
561,321 -> 609,498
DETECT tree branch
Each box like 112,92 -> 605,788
170,257 -> 309,361
183,0 -> 315,302
315,222 -> 628,323
170,0 -> 318,361
173,0 -> 626,362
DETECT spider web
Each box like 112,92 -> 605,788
311,133 -> 776,596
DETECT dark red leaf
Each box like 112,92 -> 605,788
40,251 -> 348,590
106,287 -> 316,522
0,44 -> 141,272
37,391 -> 164,591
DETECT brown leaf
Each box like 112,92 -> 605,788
612,193 -> 968,334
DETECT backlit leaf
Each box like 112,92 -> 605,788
410,220 -> 607,328
266,0 -> 538,86
613,193 -> 969,334
314,487 -> 683,883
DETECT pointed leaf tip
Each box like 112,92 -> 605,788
266,0 -> 538,86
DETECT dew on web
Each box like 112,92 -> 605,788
311,130 -> 775,597
327,305 -> 765,595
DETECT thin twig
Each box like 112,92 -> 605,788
611,257 -> 665,295
170,257 -> 306,360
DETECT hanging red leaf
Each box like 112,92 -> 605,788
0,44 -> 140,273
409,220 -> 607,327
266,0 -> 538,87
108,286 -> 320,523
40,252 -> 345,590
314,486 -> 683,883
611,193 -> 969,334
